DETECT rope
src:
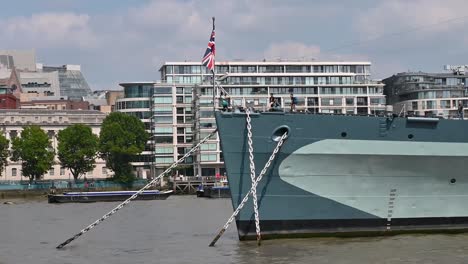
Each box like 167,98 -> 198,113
56,129 -> 218,249
245,109 -> 262,245
209,131 -> 287,247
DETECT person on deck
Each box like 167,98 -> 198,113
269,93 -> 275,108
458,101 -> 464,119
221,97 -> 229,112
290,93 -> 297,112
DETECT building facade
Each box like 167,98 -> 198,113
41,64 -> 92,99
0,110 -> 108,181
383,67 -> 468,118
0,50 -> 93,100
116,82 -> 198,178
115,82 -> 155,178
157,61 -> 386,177
117,60 -> 386,179
20,98 -> 89,110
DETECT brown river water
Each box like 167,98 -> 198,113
1,196 -> 468,264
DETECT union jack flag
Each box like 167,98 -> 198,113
202,29 -> 215,72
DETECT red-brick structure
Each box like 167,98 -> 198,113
20,99 -> 89,110
0,93 -> 19,109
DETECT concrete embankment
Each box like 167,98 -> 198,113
0,190 -> 47,200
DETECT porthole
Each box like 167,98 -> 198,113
450,178 -> 456,184
341,132 -> 347,138
408,134 -> 414,139
271,126 -> 290,142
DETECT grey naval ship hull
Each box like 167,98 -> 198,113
215,112 -> 468,240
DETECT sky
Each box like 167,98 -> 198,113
1,0 -> 467,90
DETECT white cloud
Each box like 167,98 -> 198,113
355,0 -> 468,38
5,1 -> 442,90
0,13 -> 98,48
263,42 -> 321,61
127,1 -> 205,39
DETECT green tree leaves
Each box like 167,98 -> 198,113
11,126 -> 55,183
0,134 -> 9,178
99,112 -> 148,184
57,124 -> 99,182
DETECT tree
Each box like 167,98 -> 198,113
57,124 -> 99,182
99,112 -> 148,184
0,134 -> 9,178
11,126 -> 55,183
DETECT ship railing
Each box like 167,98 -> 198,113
218,105 -> 466,120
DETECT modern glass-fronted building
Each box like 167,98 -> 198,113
158,61 -> 386,178
118,61 -> 386,179
115,82 -> 154,178
383,67 -> 468,118
41,65 -> 92,99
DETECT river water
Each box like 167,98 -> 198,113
1,196 -> 468,264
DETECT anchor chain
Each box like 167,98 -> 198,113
56,129 -> 218,249
245,109 -> 262,245
209,131 -> 287,247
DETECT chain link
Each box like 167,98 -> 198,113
245,109 -> 261,244
209,130 -> 287,247
57,130 -> 218,249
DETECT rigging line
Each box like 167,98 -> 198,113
324,14 -> 468,53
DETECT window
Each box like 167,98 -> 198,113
426,101 -> 436,109
11,168 -> 17,177
176,96 -> 184,103
123,84 -> 154,98
154,127 -> 173,135
155,157 -> 174,164
10,131 -> 17,139
154,87 -> 172,94
258,66 -> 283,73
155,136 -> 173,143
155,147 -> 174,154
154,106 -> 173,114
49,168 -> 55,176
60,167 -> 65,175
154,116 -> 172,124
154,97 -> 172,104
200,111 -> 214,118
201,143 -> 217,151
285,65 -> 310,73
199,99 -> 213,106
102,167 -> 107,175
201,154 -> 217,161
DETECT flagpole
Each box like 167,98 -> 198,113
212,16 -> 216,113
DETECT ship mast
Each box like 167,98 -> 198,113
212,17 -> 216,113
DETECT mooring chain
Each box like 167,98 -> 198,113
56,129 -> 218,249
245,109 -> 262,245
209,131 -> 287,247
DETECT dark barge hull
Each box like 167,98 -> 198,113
196,187 -> 230,198
48,190 -> 173,203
